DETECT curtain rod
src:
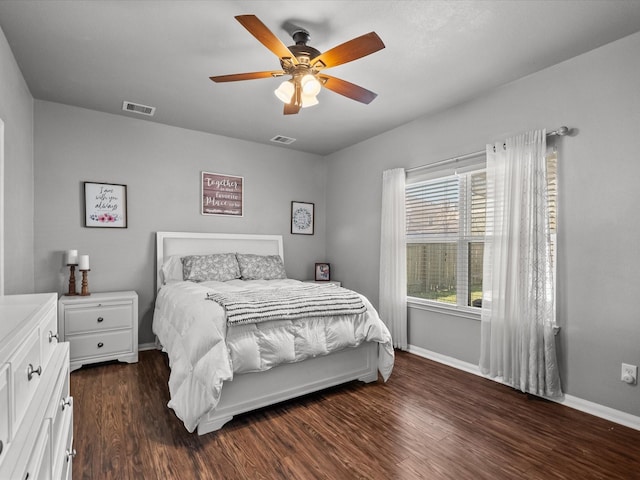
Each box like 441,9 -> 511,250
406,126 -> 570,174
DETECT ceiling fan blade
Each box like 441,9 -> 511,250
319,75 -> 378,104
283,82 -> 302,115
283,102 -> 301,115
210,71 -> 284,82
235,15 -> 298,65
311,32 -> 385,69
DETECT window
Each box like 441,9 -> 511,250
406,168 -> 486,309
406,152 -> 557,311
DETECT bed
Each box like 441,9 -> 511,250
152,231 -> 394,435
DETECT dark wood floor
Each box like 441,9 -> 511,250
70,349 -> 640,479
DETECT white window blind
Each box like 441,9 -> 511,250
406,150 -> 557,311
406,164 -> 486,308
406,176 -> 460,238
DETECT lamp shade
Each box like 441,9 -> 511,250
274,80 -> 295,103
301,74 -> 322,96
301,93 -> 319,108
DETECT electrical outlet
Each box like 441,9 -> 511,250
621,363 -> 638,385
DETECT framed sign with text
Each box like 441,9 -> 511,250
201,172 -> 244,216
84,181 -> 127,228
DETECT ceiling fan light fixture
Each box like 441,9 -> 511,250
274,80 -> 295,103
300,74 -> 322,96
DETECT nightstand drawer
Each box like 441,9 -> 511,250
68,330 -> 133,359
65,303 -> 132,334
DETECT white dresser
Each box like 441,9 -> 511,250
0,293 -> 74,480
58,291 -> 138,372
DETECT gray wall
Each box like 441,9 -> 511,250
34,101 -> 326,344
325,31 -> 640,417
0,25 -> 34,294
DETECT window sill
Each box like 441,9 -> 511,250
407,297 -> 481,321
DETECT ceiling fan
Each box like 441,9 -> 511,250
209,15 -> 385,115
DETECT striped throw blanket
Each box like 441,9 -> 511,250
206,283 -> 367,326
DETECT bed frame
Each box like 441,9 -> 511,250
155,231 -> 379,434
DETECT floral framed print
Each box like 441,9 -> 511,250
291,201 -> 314,235
315,263 -> 330,281
84,182 -> 127,228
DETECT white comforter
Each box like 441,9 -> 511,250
152,279 -> 394,432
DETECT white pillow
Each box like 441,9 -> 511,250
160,255 -> 184,284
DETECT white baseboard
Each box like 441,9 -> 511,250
138,342 -> 159,352
407,344 -> 640,432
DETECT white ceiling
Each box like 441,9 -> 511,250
2,1 -> 640,155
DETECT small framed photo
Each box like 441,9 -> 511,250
84,182 -> 127,228
291,201 -> 314,235
315,263 -> 330,281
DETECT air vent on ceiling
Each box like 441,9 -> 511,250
122,101 -> 156,116
270,135 -> 296,145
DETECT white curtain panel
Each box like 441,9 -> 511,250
379,168 -> 407,350
480,130 -> 562,397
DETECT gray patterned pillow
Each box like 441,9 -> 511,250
236,253 -> 287,280
182,253 -> 241,282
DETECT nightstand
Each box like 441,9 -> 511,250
305,280 -> 342,287
58,291 -> 138,372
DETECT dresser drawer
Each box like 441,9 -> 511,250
40,305 -> 59,366
52,388 -> 73,480
58,413 -> 74,480
69,330 -> 133,359
12,330 -> 42,431
24,418 -> 51,480
0,364 -> 9,461
65,302 -> 133,334
50,365 -> 71,452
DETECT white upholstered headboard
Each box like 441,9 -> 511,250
156,231 -> 284,289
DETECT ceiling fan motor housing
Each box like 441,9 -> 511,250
282,44 -> 322,73
291,29 -> 311,45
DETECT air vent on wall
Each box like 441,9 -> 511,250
122,101 -> 156,116
270,135 -> 296,145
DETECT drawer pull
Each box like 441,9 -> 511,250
61,396 -> 73,410
49,331 -> 59,343
97,316 -> 104,323
0,439 -> 3,456
97,342 -> 104,348
66,448 -> 77,462
27,364 -> 42,381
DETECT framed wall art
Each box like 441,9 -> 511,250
315,263 -> 330,281
84,182 -> 127,228
291,201 -> 314,235
201,171 -> 244,216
